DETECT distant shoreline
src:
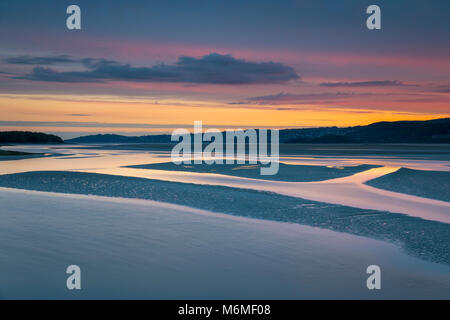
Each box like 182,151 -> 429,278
63,118 -> 450,144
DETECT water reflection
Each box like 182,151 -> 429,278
1,144 -> 450,223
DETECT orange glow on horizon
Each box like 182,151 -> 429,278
0,94 -> 448,137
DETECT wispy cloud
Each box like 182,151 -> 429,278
433,85 -> 450,93
232,92 -> 365,105
12,53 -> 300,85
4,55 -> 78,65
0,120 -> 300,130
0,121 -> 188,128
319,80 -> 406,87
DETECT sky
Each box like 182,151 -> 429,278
0,0 -> 449,139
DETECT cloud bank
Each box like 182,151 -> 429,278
10,53 -> 300,85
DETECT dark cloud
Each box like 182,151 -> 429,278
15,66 -> 104,83
320,80 -> 405,87
4,55 -> 77,65
13,53 -> 300,85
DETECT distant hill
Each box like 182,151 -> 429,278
0,131 -> 63,144
65,118 -> 450,144
65,133 -> 172,144
281,118 -> 450,143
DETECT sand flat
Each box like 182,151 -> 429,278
1,187 -> 449,299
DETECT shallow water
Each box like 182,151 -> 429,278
1,188 -> 449,299
1,144 -> 450,299
1,144 -> 450,223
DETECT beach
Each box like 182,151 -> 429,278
0,143 -> 449,299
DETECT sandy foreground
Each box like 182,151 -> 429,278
1,187 -> 449,299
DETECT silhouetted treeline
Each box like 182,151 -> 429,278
281,118 -> 450,143
0,131 -> 63,144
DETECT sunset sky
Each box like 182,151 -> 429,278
0,0 -> 449,139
